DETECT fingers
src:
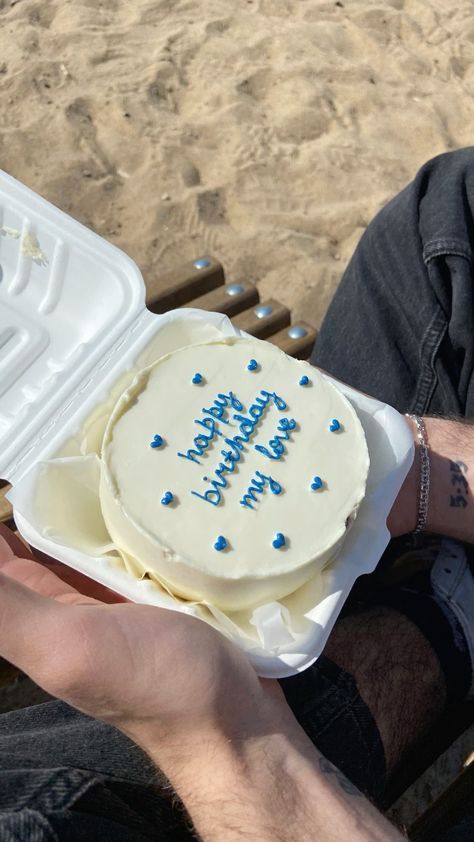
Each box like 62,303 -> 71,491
0,570 -> 65,672
0,553 -> 101,605
0,528 -> 100,604
0,524 -> 126,605
33,551 -> 129,604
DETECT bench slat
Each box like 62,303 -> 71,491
268,322 -> 317,359
146,257 -> 225,313
183,280 -> 259,317
408,758 -> 474,841
232,299 -> 290,339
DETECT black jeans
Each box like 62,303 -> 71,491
2,148 -> 474,841
312,147 -> 474,416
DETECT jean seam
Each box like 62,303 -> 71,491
422,238 -> 472,263
412,305 -> 447,415
348,701 -> 386,795
301,698 -> 357,739
21,768 -> 104,814
300,670 -> 361,740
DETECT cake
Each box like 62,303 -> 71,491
99,337 -> 370,611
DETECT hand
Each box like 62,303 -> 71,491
0,527 -> 406,842
0,524 -> 286,777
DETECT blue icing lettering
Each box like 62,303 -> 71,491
255,441 -> 282,460
249,394 -> 268,419
194,417 -> 223,437
194,434 -> 210,449
188,388 -> 289,508
177,416 -> 223,464
191,444 -> 240,506
255,418 -> 296,461
222,448 -> 241,469
230,390 -> 284,446
213,461 -> 231,488
260,389 -> 287,411
191,487 -> 221,506
177,448 -> 202,465
202,391 -> 243,425
278,417 -> 296,432
233,413 -> 255,439
240,471 -> 282,509
223,437 -> 244,459
202,407 -> 229,424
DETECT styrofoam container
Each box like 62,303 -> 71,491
1,170 -> 414,678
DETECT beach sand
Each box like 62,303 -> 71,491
2,0 -> 474,327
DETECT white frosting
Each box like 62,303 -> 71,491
100,337 -> 369,611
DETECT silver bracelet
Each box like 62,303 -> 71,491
405,414 -> 430,534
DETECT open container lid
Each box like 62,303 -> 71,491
0,169 -> 145,484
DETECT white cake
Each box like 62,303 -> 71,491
99,337 -> 369,611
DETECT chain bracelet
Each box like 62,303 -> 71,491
405,414 -> 430,534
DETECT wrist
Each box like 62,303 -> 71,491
122,678 -> 294,782
134,707 -> 404,842
423,417 -> 473,540
389,415 -> 474,543
145,720 -> 318,840
126,690 -> 320,838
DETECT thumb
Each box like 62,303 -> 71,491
0,570 -> 65,676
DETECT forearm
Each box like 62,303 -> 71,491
136,717 -> 405,842
389,416 -> 474,542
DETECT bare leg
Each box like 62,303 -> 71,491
325,606 -> 446,773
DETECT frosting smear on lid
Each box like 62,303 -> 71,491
100,337 -> 369,610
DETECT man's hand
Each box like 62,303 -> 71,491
0,524 -> 406,840
0,524 -> 282,773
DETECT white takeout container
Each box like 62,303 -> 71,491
0,170 -> 414,678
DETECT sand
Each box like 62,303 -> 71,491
2,0 -> 474,327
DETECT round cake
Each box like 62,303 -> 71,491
99,337 -> 370,611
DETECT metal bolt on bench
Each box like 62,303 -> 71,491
145,256 -> 317,358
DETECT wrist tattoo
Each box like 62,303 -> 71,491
319,756 -> 362,797
449,460 -> 469,509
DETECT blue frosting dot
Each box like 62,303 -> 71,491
150,434 -> 164,448
329,419 -> 341,432
247,359 -> 258,371
311,476 -> 323,490
161,491 -> 174,505
272,532 -> 286,549
214,535 -> 227,551
192,372 -> 203,384
299,375 -> 310,386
